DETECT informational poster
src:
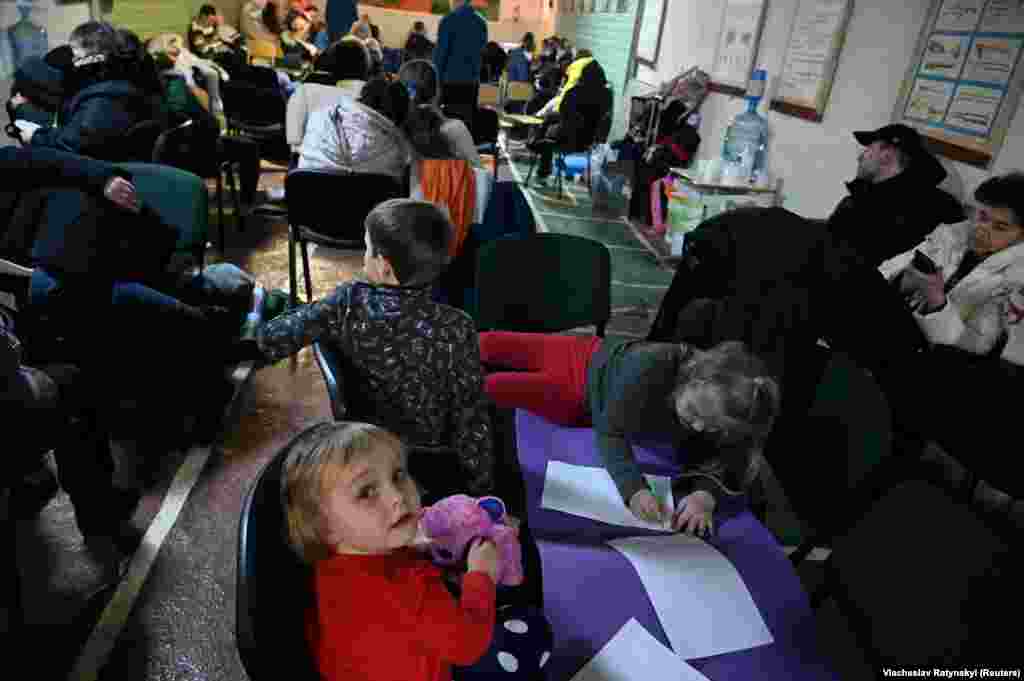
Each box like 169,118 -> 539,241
898,0 -> 1024,166
934,0 -> 984,32
964,36 -> 1022,86
919,34 -> 970,79
906,78 -> 957,124
979,0 -> 1024,34
771,0 -> 853,121
711,0 -> 767,90
945,83 -> 1004,134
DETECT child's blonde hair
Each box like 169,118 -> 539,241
672,341 -> 781,491
280,421 -> 407,564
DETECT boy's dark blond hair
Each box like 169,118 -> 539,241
280,421 -> 407,564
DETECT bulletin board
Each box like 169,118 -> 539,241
894,0 -> 1024,169
770,0 -> 854,122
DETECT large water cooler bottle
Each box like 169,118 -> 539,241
721,69 -> 769,185
8,1 -> 48,69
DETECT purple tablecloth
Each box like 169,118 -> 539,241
515,409 -> 838,681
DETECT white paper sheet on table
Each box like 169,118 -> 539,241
607,534 -> 773,660
570,618 -> 711,681
541,461 -> 674,531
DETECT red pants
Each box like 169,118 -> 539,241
479,332 -> 603,427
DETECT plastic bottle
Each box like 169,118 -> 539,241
721,69 -> 769,185
8,2 -> 48,69
241,286 -> 265,340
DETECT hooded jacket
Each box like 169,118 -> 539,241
29,79 -> 154,161
548,56 -> 594,113
880,221 -> 1024,366
827,150 -> 966,268
297,96 -> 410,181
0,145 -> 177,281
551,59 -> 610,151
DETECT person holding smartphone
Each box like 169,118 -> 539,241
880,172 -> 1024,362
879,171 -> 1024,505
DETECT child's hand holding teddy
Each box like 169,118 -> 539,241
419,494 -> 525,586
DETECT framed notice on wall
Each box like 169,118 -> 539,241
709,0 -> 768,97
894,0 -> 1024,168
635,0 -> 666,67
770,0 -> 854,122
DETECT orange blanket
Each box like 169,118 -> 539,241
419,159 -> 476,258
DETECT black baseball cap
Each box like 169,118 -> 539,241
853,123 -> 927,158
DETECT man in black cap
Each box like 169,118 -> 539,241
827,123 -> 965,267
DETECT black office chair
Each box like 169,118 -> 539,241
475,233 -> 611,336
221,70 -> 290,164
811,477 -> 1020,668
312,340 -> 347,422
153,119 -> 242,254
285,169 -> 404,306
472,107 -> 501,181
525,86 -> 614,196
115,119 -> 166,163
237,434 -> 320,681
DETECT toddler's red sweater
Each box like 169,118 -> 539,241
308,547 -> 496,681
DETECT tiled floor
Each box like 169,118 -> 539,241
2,159 -> 885,681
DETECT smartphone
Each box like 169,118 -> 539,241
912,250 -> 939,275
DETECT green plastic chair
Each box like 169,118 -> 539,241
117,162 -> 209,269
474,233 -> 611,335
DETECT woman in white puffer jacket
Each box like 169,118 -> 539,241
880,172 -> 1024,366
880,172 -> 1024,503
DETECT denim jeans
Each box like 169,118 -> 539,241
28,268 -> 221,400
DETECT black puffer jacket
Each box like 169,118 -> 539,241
29,79 -> 155,161
255,279 -> 494,494
827,151 -> 966,268
0,146 -> 177,280
555,59 -> 612,151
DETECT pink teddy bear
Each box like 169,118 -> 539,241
419,494 -> 524,587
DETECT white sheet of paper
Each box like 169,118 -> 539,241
541,461 -> 673,531
570,618 -> 712,681
608,534 -> 773,660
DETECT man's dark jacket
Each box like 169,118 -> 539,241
827,151 -> 965,267
0,146 -> 176,280
29,79 -> 154,161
